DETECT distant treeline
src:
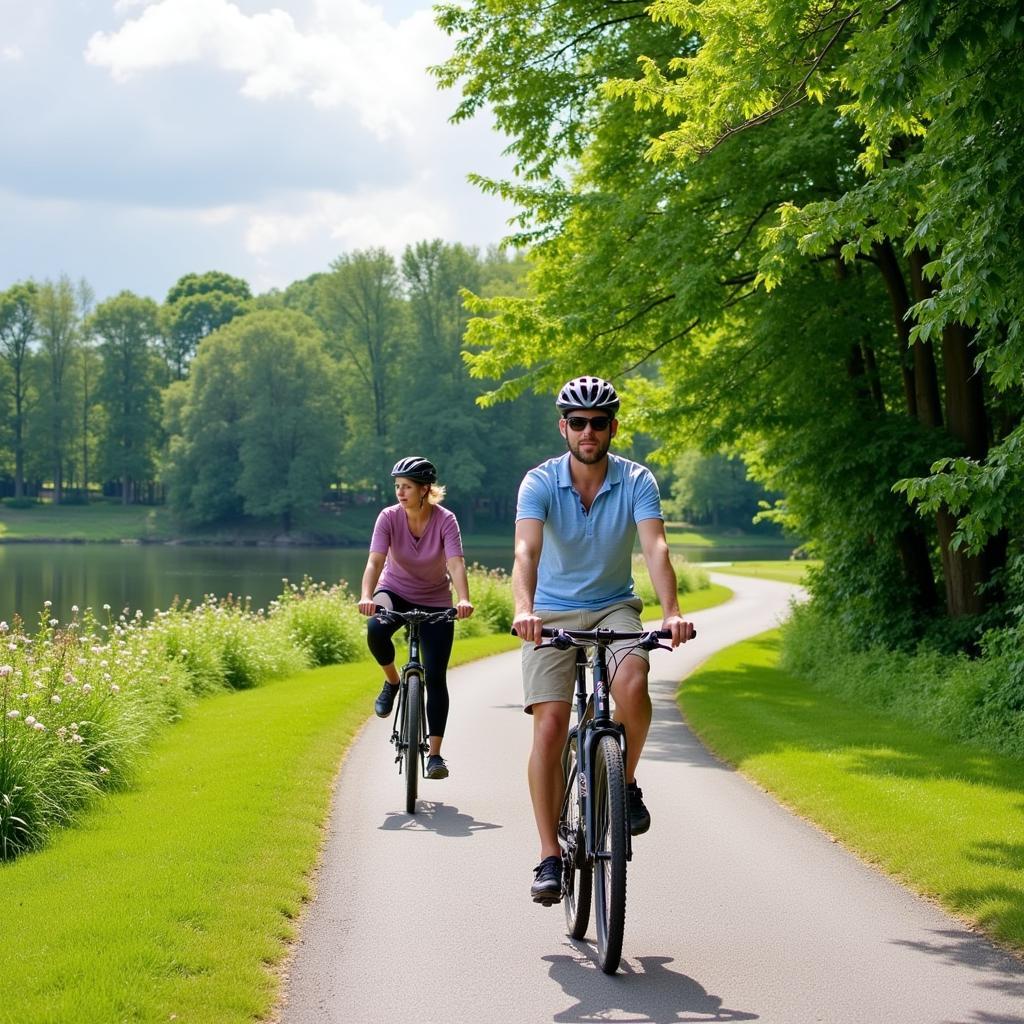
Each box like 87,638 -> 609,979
0,245 -> 773,533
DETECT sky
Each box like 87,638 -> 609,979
0,0 -> 517,302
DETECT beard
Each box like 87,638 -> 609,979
566,434 -> 610,465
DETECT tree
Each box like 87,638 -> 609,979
160,271 -> 251,380
164,310 -> 343,531
434,0 -> 1023,643
34,276 -> 82,505
91,292 -> 165,504
317,250 -> 404,496
0,282 -> 39,498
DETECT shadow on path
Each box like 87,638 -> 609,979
543,949 -> 758,1023
379,801 -> 502,838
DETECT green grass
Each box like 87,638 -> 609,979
709,559 -> 820,584
680,630 -> 1024,953
0,633 -> 519,1024
664,526 -> 794,548
646,581 -> 733,618
0,501 -> 176,541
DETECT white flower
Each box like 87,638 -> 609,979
24,715 -> 36,726
50,694 -> 61,704
33,721 -> 45,732
0,665 -> 12,678
44,600 -> 52,608
7,643 -> 16,652
0,621 -> 7,632
82,683 -> 93,695
6,710 -> 19,719
70,722 -> 79,732
103,604 -> 111,611
98,766 -> 109,775
72,734 -> 83,744
57,726 -> 67,738
109,684 -> 120,694
49,618 -> 58,627
71,605 -> 79,613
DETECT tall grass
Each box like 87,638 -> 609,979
631,552 -> 710,608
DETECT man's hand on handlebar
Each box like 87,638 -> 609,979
512,611 -> 544,646
661,614 -> 696,647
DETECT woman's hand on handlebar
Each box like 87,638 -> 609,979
662,614 -> 696,647
455,599 -> 474,620
357,597 -> 378,617
512,611 -> 544,646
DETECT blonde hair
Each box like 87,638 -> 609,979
427,483 -> 446,505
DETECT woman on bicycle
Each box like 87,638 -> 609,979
358,456 -> 474,780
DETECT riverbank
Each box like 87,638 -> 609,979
0,502 -> 795,552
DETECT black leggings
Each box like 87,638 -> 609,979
366,590 -> 454,737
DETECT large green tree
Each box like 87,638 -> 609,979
435,0 -> 1022,643
164,310 -> 343,531
0,282 -> 39,498
91,292 -> 165,504
160,271 -> 251,380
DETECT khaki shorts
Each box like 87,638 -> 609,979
521,599 -> 648,714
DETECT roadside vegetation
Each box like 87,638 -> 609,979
710,560 -> 819,585
680,631 -> 1024,954
0,562 -> 721,861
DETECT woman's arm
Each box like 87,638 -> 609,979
446,555 -> 474,619
358,551 -> 388,616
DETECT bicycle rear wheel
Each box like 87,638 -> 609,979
561,732 -> 592,939
593,733 -> 628,974
404,672 -> 423,814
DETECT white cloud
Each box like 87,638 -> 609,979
1,45 -> 23,61
85,0 -> 453,141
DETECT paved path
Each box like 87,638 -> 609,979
278,574 -> 1024,1024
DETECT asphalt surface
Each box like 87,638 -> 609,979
277,574 -> 1024,1024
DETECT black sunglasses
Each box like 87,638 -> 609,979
564,415 -> 612,431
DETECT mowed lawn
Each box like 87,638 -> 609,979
680,631 -> 1024,954
0,634 -> 518,1024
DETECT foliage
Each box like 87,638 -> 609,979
630,553 -> 709,610
781,602 -> 1024,760
454,564 -> 515,638
434,0 -> 1024,642
270,577 -> 366,667
664,451 -> 772,527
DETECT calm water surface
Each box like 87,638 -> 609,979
0,541 -> 788,623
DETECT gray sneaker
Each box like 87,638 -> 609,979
425,754 -> 449,780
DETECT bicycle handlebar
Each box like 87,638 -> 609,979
508,624 -> 696,649
375,607 -> 458,626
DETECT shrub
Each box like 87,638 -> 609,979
631,553 -> 709,609
270,577 -> 365,666
456,564 -> 514,639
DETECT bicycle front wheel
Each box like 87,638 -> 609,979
561,732 -> 592,939
404,672 -> 423,814
593,733 -> 628,974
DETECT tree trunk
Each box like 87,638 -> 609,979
872,240 -> 918,417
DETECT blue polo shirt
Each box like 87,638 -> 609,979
516,452 -> 664,611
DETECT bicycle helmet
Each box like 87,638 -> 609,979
555,376 -> 620,415
390,456 -> 437,484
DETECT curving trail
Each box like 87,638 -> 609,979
278,574 -> 1024,1024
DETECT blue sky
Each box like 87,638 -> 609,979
0,0 -> 516,302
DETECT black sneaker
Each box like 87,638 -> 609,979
531,855 -> 562,905
627,781 -> 651,836
374,681 -> 399,718
425,754 -> 449,780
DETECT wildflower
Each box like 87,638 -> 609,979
51,694 -> 61,704
71,734 -> 83,744
82,683 -> 92,695
109,684 -> 120,694
7,643 -> 16,652
57,726 -> 67,738
24,715 -> 36,726
49,619 -> 58,627
71,605 -> 79,614
103,604 -> 111,611
6,710 -> 19,719
0,665 -> 11,678
70,722 -> 79,732
64,672 -> 76,684
33,722 -> 45,732
0,621 -> 7,632
98,766 -> 109,775
44,600 -> 52,608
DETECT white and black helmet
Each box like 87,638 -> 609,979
390,456 -> 437,484
555,376 -> 620,415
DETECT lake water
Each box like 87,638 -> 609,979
0,541 -> 790,624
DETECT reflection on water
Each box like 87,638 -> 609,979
0,541 -> 790,623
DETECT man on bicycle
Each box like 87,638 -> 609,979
511,375 -> 695,904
